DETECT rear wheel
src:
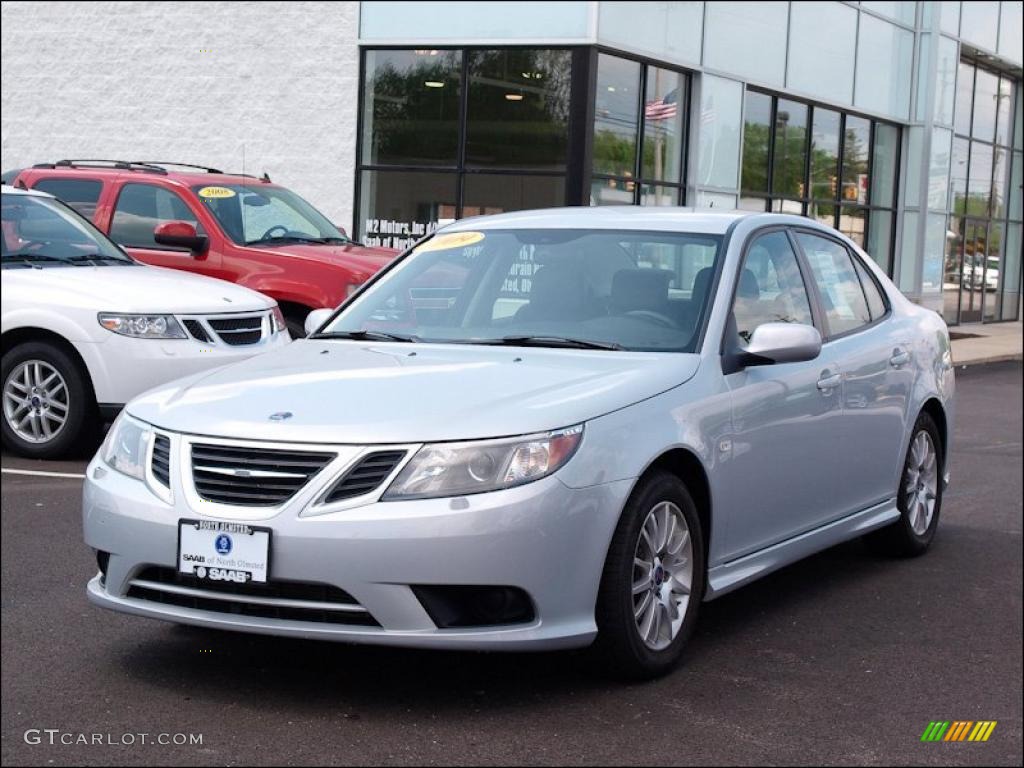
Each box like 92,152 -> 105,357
595,471 -> 705,679
1,341 -> 95,458
864,412 -> 944,556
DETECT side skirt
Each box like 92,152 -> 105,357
705,499 -> 900,600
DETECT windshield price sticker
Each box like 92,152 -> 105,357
198,186 -> 236,199
414,231 -> 485,254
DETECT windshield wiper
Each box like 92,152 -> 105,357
311,329 -> 420,343
245,234 -> 327,246
2,252 -> 74,267
469,335 -> 624,351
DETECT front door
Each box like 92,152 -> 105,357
107,182 -> 215,276
720,229 -> 842,561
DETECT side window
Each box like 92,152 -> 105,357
733,231 -> 814,347
796,233 -> 872,335
31,178 -> 103,220
850,252 -> 888,321
109,184 -> 204,249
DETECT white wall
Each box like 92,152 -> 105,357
0,1 -> 361,229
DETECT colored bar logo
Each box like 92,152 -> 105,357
921,721 -> 997,742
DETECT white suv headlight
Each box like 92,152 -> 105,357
100,412 -> 151,480
98,313 -> 186,339
383,425 -> 583,500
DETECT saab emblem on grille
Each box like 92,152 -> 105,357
269,411 -> 293,421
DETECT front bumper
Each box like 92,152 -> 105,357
83,455 -> 632,651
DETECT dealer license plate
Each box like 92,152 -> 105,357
177,519 -> 270,584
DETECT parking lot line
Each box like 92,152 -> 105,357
1,467 -> 86,479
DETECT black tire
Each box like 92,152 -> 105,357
594,470 -> 706,680
864,412 -> 944,557
1,341 -> 96,459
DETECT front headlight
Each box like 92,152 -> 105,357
100,412 -> 152,480
271,305 -> 287,334
98,313 -> 186,339
383,425 -> 583,500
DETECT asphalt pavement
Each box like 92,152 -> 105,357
1,362 -> 1021,766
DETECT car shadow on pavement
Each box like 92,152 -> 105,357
108,535 -> 924,713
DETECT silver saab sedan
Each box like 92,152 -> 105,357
83,208 -> 954,678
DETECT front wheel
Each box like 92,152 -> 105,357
595,471 -> 706,680
1,341 -> 96,458
864,412 -> 944,556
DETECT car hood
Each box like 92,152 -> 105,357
244,242 -> 397,281
4,264 -> 272,313
127,340 -> 700,444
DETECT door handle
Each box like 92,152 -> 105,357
816,372 -> 842,392
889,348 -> 911,368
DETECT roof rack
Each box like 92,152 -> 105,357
32,159 -> 271,182
35,159 -> 168,175
132,161 -> 225,173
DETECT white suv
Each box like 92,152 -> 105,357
1,185 -> 290,458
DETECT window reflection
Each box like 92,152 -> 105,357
642,67 -> 685,184
593,55 -> 641,178
842,116 -> 870,205
465,49 -> 572,170
810,109 -> 841,201
741,91 -> 771,195
772,100 -> 808,198
972,69 -> 999,142
362,49 -> 462,166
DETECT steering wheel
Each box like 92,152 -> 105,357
19,240 -> 53,252
625,309 -> 678,329
258,225 -> 290,241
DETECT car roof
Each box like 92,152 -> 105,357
442,206 -> 757,235
21,163 -> 279,189
1,184 -> 52,198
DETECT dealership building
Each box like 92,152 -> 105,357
1,1 -> 1021,324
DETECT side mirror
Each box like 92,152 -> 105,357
740,322 -> 822,367
304,307 -> 334,337
154,221 -> 208,253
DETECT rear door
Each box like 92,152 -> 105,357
29,177 -> 105,222
107,181 -> 216,276
719,228 -> 844,561
793,230 -> 912,517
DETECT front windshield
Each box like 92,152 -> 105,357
320,228 -> 723,352
1,193 -> 133,268
191,184 -> 348,246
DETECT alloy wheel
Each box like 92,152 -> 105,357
2,360 -> 70,444
632,501 -> 694,651
904,430 -> 939,535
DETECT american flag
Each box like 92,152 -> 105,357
645,88 -> 678,121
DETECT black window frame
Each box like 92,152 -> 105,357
946,56 -> 1022,325
739,86 -> 901,277
788,225 -> 892,343
355,45 -> 586,243
354,45 -> 695,243
590,47 -> 692,207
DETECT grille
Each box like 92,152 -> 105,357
151,434 -> 171,487
182,319 -> 212,343
190,443 -> 335,506
322,451 -> 406,503
207,314 -> 266,346
127,566 -> 378,626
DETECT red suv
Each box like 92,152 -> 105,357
4,160 -> 397,336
